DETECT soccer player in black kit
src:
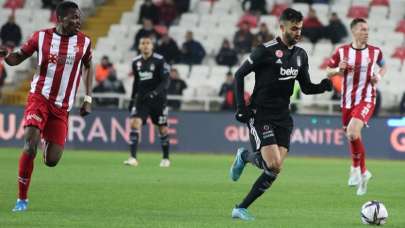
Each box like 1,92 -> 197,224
229,8 -> 333,220
124,36 -> 171,167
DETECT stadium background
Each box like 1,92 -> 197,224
0,0 -> 405,227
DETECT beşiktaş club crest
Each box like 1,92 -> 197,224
275,50 -> 283,58
150,63 -> 155,71
297,56 -> 301,67
137,61 -> 142,70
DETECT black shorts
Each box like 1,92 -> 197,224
247,108 -> 293,152
130,99 -> 168,126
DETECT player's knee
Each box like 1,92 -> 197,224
44,159 -> 59,167
346,130 -> 360,141
130,118 -> 142,129
263,158 -> 281,174
24,138 -> 39,155
135,122 -> 142,129
159,126 -> 168,136
263,163 -> 279,180
271,159 -> 282,173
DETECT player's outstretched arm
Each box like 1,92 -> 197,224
326,67 -> 343,78
0,47 -> 30,66
326,57 -> 347,78
80,59 -> 93,116
297,52 -> 332,94
298,68 -> 332,94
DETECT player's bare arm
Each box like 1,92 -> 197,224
371,63 -> 387,85
0,47 -> 30,66
327,57 -> 348,78
80,59 -> 93,116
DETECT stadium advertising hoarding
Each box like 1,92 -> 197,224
0,106 -> 404,160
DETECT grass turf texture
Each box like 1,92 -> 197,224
0,148 -> 404,228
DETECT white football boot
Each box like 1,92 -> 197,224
123,157 -> 139,167
159,159 -> 170,167
348,166 -> 361,187
357,170 -> 372,196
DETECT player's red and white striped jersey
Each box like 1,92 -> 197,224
328,44 -> 384,109
21,28 -> 92,111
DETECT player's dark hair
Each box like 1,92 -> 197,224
139,35 -> 154,43
279,8 -> 303,24
56,1 -> 79,18
140,35 -> 153,40
350,18 -> 367,29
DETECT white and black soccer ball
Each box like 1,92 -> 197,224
361,201 -> 388,225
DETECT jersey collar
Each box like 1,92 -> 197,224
350,43 -> 368,51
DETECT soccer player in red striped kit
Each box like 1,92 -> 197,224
327,18 -> 387,196
0,1 -> 94,211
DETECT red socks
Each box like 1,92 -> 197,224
350,138 -> 367,174
18,152 -> 35,200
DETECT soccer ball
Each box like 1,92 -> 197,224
360,201 -> 388,225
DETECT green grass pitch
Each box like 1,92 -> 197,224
0,148 -> 404,228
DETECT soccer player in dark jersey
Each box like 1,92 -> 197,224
0,1 -> 93,212
229,8 -> 333,220
124,36 -> 171,167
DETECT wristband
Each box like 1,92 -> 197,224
84,95 -> 92,104
327,67 -> 341,75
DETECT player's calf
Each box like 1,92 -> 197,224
237,168 -> 278,209
15,127 -> 40,205
23,127 -> 41,156
128,128 -> 140,159
159,126 -> 170,162
242,150 -> 282,174
160,134 -> 170,159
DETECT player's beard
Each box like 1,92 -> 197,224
285,32 -> 300,46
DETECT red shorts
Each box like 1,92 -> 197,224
341,101 -> 375,127
23,93 -> 69,146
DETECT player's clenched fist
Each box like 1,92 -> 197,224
235,106 -> 253,123
338,57 -> 348,72
320,79 -> 333,92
